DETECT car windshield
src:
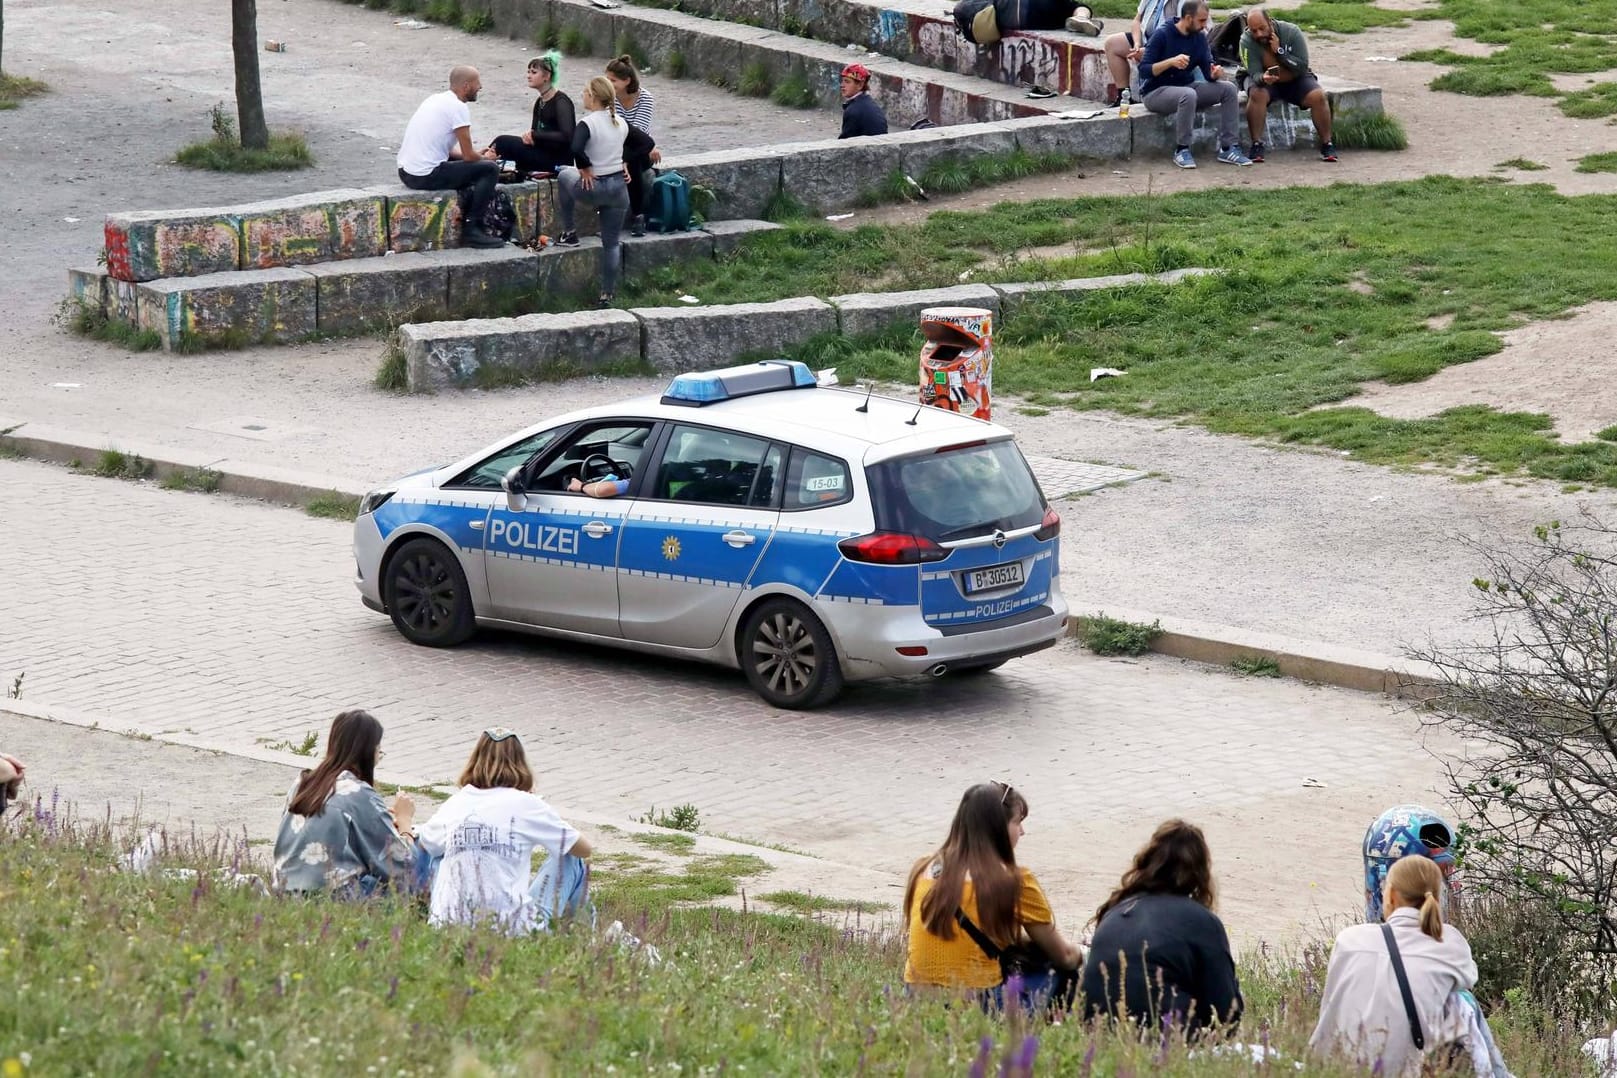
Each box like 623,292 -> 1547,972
867,439 -> 1044,542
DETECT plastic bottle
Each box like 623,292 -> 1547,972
1119,88 -> 1131,117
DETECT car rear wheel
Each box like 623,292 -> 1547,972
384,537 -> 476,647
741,599 -> 844,709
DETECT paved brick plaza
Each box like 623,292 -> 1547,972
1,456 -> 1457,942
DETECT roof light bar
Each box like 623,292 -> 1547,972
661,360 -> 818,407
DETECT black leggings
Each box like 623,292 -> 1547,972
625,153 -> 653,219
489,135 -> 569,176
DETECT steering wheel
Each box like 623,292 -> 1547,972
580,453 -> 624,482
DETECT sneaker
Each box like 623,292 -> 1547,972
1320,141 -> 1339,163
1104,84 -> 1123,108
1248,140 -> 1265,163
461,226 -> 506,249
630,214 -> 647,237
1217,144 -> 1253,166
1064,15 -> 1103,34
596,293 -> 616,309
1172,148 -> 1196,169
556,230 -> 580,247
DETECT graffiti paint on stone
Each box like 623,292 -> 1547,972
239,191 -> 389,270
103,212 -> 243,283
384,189 -> 461,253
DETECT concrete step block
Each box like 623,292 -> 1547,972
433,246 -> 541,314
377,184 -> 462,253
306,252 -> 452,336
897,124 -> 1023,183
1000,110 -> 1132,160
237,188 -> 389,270
104,207 -> 242,283
67,267 -> 106,313
134,267 -> 317,351
400,309 -> 644,392
702,219 -> 784,258
551,0 -> 622,55
661,149 -> 786,222
775,136 -> 907,214
537,240 -> 606,300
992,268 -> 1217,318
622,229 -> 717,280
634,296 -> 836,373
831,283 -> 1001,338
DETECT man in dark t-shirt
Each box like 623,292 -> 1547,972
1139,0 -> 1251,169
838,64 -> 889,139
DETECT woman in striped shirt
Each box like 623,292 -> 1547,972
605,54 -> 658,237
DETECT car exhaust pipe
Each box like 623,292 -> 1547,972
929,663 -> 949,677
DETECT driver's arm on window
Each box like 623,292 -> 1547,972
567,477 -> 629,498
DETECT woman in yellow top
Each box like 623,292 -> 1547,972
903,781 -> 1082,1009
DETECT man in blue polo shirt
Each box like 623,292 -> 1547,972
1140,0 -> 1251,169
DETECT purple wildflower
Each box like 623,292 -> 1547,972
969,1035 -> 993,1078
1079,1041 -> 1095,1077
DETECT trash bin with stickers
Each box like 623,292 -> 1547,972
918,306 -> 993,421
1362,803 -> 1460,922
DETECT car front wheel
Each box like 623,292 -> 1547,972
384,537 -> 476,647
740,599 -> 844,709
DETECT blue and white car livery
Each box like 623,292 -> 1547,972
354,360 -> 1067,709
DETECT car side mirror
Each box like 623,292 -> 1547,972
501,466 -> 527,512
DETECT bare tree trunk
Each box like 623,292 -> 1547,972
231,0 -> 270,150
2,0 -> 8,76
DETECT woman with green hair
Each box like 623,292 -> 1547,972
487,51 -> 575,176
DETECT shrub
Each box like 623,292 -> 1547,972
666,50 -> 687,78
770,72 -> 817,108
738,62 -> 772,97
558,26 -> 592,55
460,9 -> 493,32
1077,614 -> 1162,656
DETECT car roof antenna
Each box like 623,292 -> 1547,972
906,405 -> 923,426
855,381 -> 876,413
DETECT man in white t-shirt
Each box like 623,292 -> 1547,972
397,65 -> 505,249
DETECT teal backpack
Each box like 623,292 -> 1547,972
649,171 -> 693,233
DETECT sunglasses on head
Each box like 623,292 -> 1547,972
484,727 -> 520,743
993,780 -> 1016,806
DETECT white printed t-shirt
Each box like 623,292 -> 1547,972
416,785 -> 580,933
397,90 -> 471,177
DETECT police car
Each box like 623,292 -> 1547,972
354,360 -> 1068,709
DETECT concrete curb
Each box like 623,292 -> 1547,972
1,424 -> 1426,698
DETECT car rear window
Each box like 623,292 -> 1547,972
867,440 -> 1045,541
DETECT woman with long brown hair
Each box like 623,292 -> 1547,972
272,709 -> 419,896
604,53 -> 658,237
903,782 -> 1081,1007
1310,855 -> 1479,1075
1078,818 -> 1242,1033
416,728 -> 592,934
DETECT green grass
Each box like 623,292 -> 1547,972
628,832 -> 697,855
1393,0 -> 1617,108
737,61 -> 773,97
1494,157 -> 1549,171
594,852 -> 770,906
666,50 -> 687,78
57,299 -> 162,351
613,33 -> 649,69
375,342 -> 410,392
1331,109 -> 1408,151
624,177 -> 1617,488
159,468 -> 223,494
1076,614 -> 1162,657
174,132 -> 314,173
1575,151 -> 1617,173
1230,654 -> 1283,677
1289,1 -> 1410,34
92,449 -> 155,481
758,890 -> 887,915
557,26 -> 592,55
459,9 -> 493,32
0,815 -> 1592,1075
0,72 -> 49,109
769,71 -> 818,108
304,492 -> 361,521
422,0 -> 461,23
1559,81 -> 1617,118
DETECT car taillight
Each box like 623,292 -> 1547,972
1034,507 -> 1061,542
838,531 -> 949,565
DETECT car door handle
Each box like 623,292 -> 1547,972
582,521 -> 614,538
722,530 -> 756,547
469,520 -> 486,530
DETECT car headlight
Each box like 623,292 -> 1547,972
358,489 -> 396,516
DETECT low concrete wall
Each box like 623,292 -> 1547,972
238,189 -> 389,269
402,309 -> 645,391
105,207 -> 242,284
70,221 -> 780,352
396,267 -> 1213,392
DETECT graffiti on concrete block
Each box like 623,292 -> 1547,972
914,20 -> 982,77
997,35 -> 1064,92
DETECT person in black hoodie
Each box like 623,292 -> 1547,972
1079,818 -> 1243,1036
487,52 -> 575,176
838,63 -> 888,139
